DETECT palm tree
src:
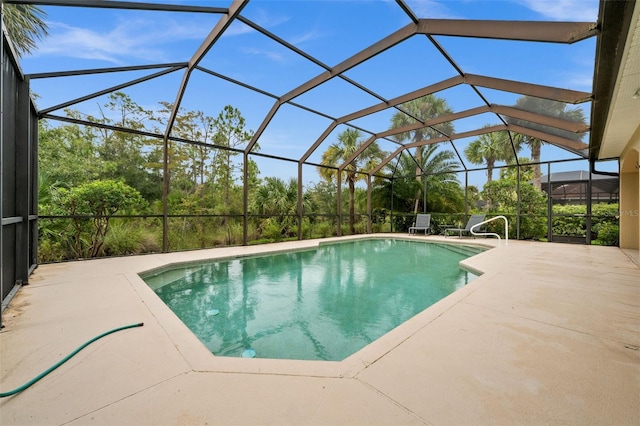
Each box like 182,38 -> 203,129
389,95 -> 454,212
395,144 -> 462,212
250,177 -> 311,239
507,96 -> 586,189
464,127 -> 518,185
319,128 -> 384,234
2,4 -> 48,57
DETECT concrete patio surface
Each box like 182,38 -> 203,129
1,235 -> 638,425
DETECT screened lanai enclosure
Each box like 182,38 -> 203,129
1,1 -> 634,307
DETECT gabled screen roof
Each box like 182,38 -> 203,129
5,0 -> 623,180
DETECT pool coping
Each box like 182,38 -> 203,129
2,234 -> 639,425
129,234 -> 499,378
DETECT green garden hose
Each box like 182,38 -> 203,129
0,322 -> 144,398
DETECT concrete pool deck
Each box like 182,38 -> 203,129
1,235 -> 638,425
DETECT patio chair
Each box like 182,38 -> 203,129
408,213 -> 431,235
444,214 -> 486,238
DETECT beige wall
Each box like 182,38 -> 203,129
619,126 -> 640,251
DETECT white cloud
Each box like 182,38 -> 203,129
247,7 -> 290,29
242,47 -> 285,62
34,17 -> 212,64
404,0 -> 462,19
289,29 -> 325,45
566,72 -> 595,90
222,20 -> 255,37
517,0 -> 599,21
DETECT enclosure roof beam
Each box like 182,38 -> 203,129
26,63 -> 189,79
337,135 -> 377,173
369,102 -> 591,140
40,113 -> 248,154
163,0 -> 247,140
317,73 -> 589,169
377,105 -> 492,140
296,76 -> 464,164
246,22 -> 417,154
299,121 -> 340,164
279,23 -> 417,104
196,66 -> 279,100
490,104 -> 590,133
41,113 -> 163,140
337,105 -> 491,172
369,125 -> 507,176
416,19 -> 597,43
369,119 -> 588,177
237,16 -> 415,135
508,124 -> 588,154
337,76 -> 464,124
464,74 -> 592,104
38,66 -> 183,115
5,0 -> 226,13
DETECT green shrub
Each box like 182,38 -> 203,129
552,204 -> 588,237
301,219 -> 312,239
551,203 -> 619,244
592,222 -> 619,246
314,222 -> 332,238
104,223 -> 144,256
103,220 -> 160,256
261,218 -> 282,241
392,214 -> 413,232
38,239 -> 66,263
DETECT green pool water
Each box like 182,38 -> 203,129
142,239 -> 483,361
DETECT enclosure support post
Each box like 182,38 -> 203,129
366,175 -> 372,234
464,172 -> 469,217
516,165 -> 521,240
390,178 -> 394,233
161,135 -> 169,252
337,170 -> 342,236
15,76 -> 30,285
0,17 -> 4,329
243,151 -> 249,245
547,163 -> 552,241
297,163 -> 303,240
423,175 -> 427,213
586,162 -> 593,244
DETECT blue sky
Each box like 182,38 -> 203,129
18,0 -> 613,187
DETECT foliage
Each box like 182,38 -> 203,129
103,220 -> 160,256
480,166 -> 547,239
35,89 -> 608,262
38,119 -> 103,187
507,96 -> 587,189
38,99 -> 261,260
56,180 -> 145,258
392,214 -> 414,233
551,203 -> 619,245
2,4 -> 48,57
250,177 -> 311,239
389,95 -> 455,213
319,128 -> 385,234
465,126 -> 520,186
591,222 -> 619,246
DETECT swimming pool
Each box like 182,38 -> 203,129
141,239 -> 483,361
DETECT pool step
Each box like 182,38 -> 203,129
436,243 -> 486,257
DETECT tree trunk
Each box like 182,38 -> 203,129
486,159 -> 495,209
532,143 -> 542,190
349,176 -> 356,235
413,147 -> 422,213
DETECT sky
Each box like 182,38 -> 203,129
15,0 -> 616,188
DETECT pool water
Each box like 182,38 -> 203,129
142,239 -> 482,361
